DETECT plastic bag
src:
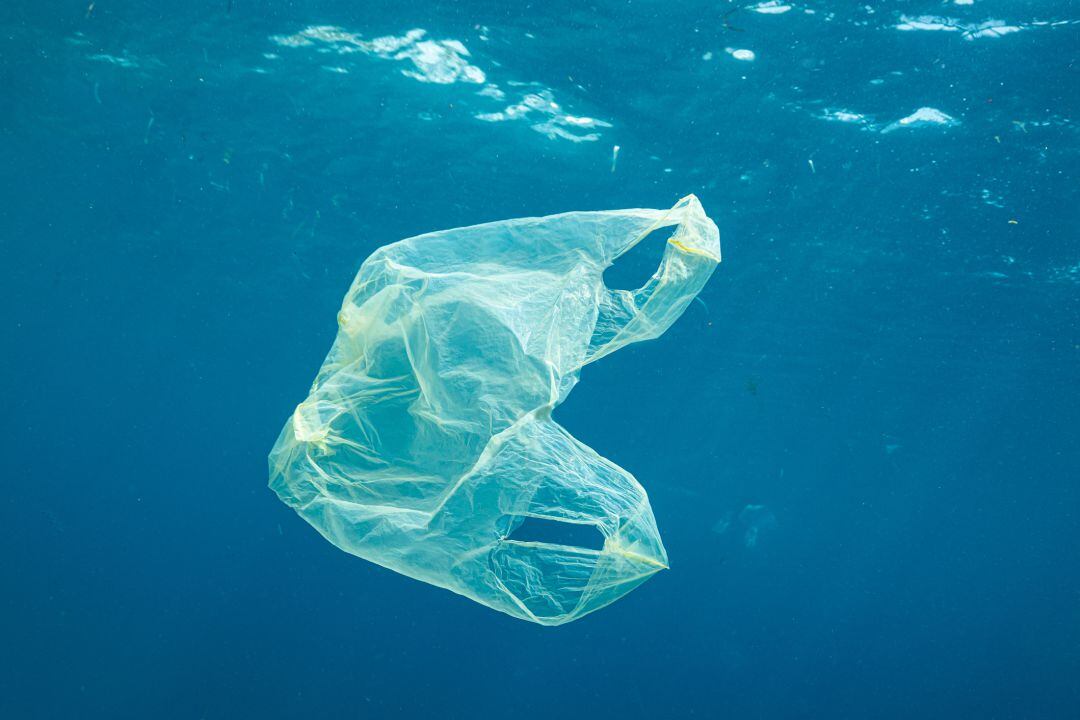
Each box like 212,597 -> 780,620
269,195 -> 720,625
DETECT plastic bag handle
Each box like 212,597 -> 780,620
583,195 -> 720,366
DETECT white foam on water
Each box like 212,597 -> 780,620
750,1 -> 792,14
895,15 -> 1026,40
823,110 -> 868,124
270,25 -> 609,142
966,22 -> 1022,39
896,16 -> 958,33
398,39 -> 486,84
477,89 -> 611,142
726,47 -> 756,61
881,107 -> 959,133
271,27 -> 485,84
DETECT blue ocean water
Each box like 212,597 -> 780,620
3,1 -> 1078,717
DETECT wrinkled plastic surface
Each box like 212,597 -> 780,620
269,195 -> 720,625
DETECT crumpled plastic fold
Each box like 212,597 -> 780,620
269,195 -> 721,625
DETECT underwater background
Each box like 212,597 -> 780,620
3,1 -> 1078,718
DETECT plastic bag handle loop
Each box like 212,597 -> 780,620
584,195 -> 720,366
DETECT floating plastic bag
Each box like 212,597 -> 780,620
269,195 -> 720,625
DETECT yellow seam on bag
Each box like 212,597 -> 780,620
668,238 -> 720,262
613,548 -> 669,569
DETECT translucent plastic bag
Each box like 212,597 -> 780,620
269,195 -> 720,625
